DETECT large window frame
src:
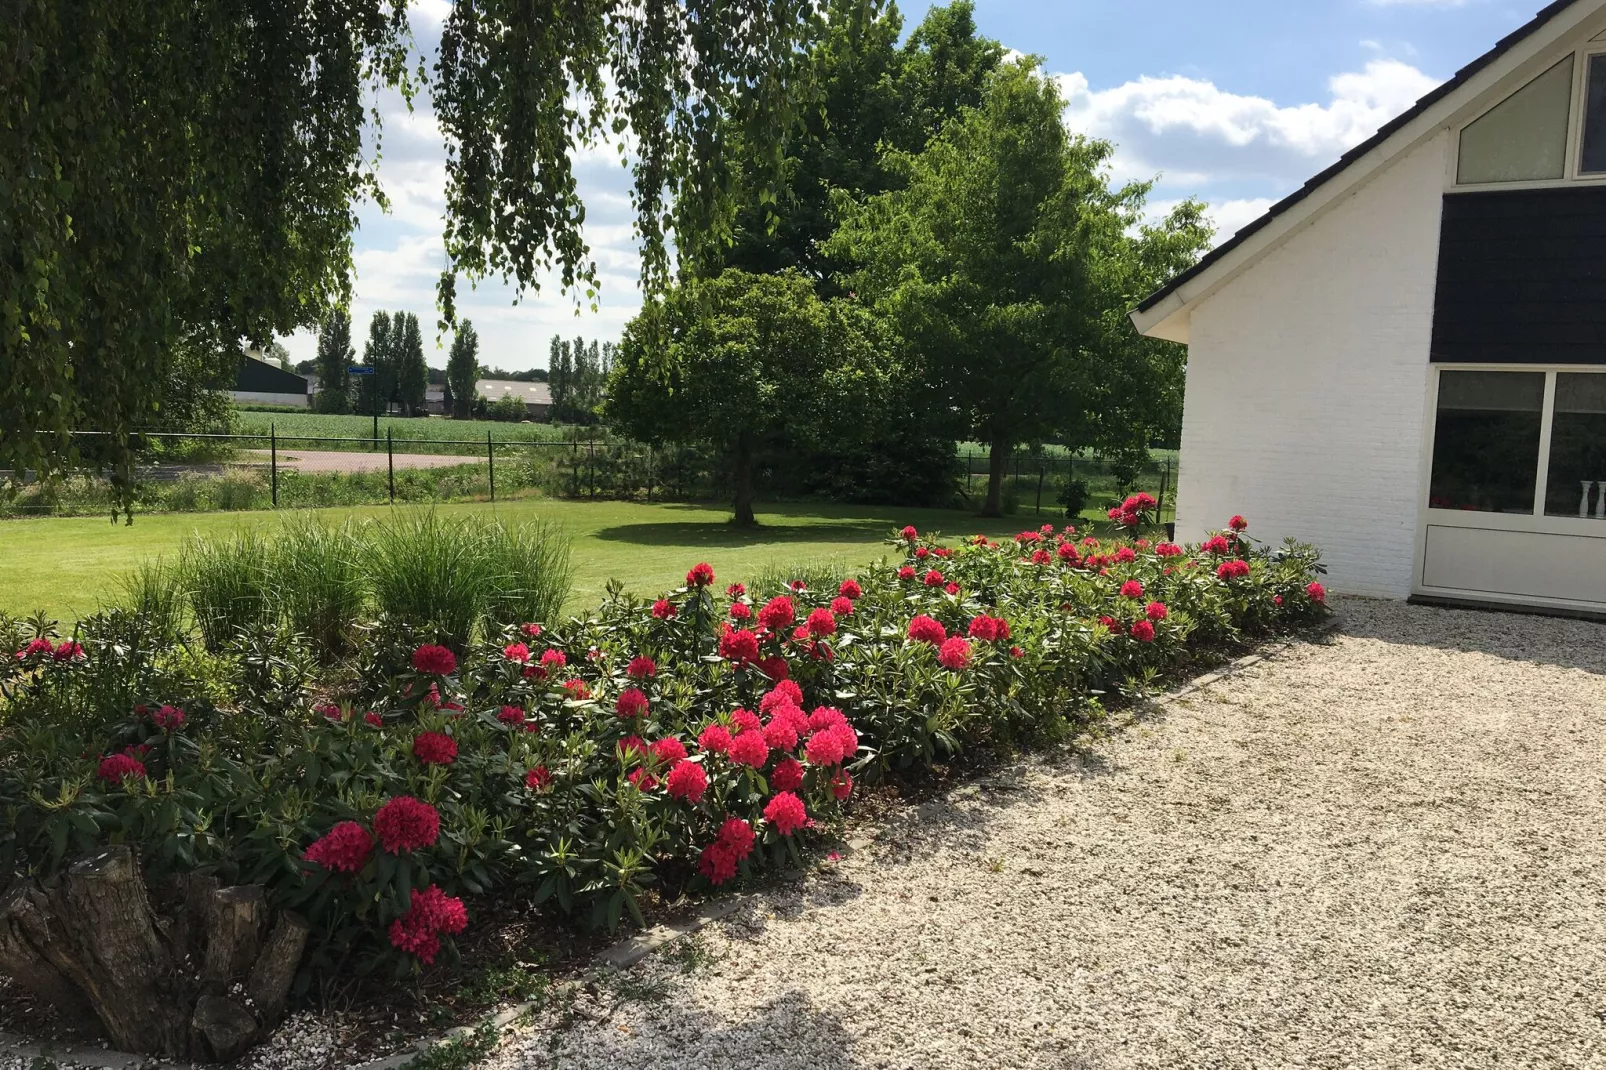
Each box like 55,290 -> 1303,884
1420,364 -> 1606,536
1451,43 -> 1606,193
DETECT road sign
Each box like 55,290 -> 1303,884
348,366 -> 376,376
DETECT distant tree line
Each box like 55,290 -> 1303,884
548,337 -> 614,425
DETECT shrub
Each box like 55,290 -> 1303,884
0,513 -> 1325,980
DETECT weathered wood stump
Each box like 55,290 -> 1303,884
0,847 -> 309,1061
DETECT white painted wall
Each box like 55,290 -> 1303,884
1175,131 -> 1451,598
231,390 -> 309,408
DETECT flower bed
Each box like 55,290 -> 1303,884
0,513 -> 1325,1019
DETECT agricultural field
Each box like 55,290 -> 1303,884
234,410 -> 591,452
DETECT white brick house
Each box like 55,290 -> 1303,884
1134,0 -> 1606,613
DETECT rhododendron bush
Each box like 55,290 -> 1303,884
0,518 -> 1325,980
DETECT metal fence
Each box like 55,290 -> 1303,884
3,428 -> 1176,520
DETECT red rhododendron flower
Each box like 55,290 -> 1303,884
373,796 -> 440,854
618,736 -> 648,760
615,688 -> 649,718
698,723 -> 732,753
520,623 -> 543,638
1056,542 -> 1081,565
1010,644 -> 1024,658
627,767 -> 659,791
830,769 -> 854,801
764,791 -> 808,835
365,712 -> 385,728
1114,546 -> 1136,564
698,842 -> 738,884
97,753 -> 145,783
807,706 -> 847,732
1120,580 -> 1144,599
686,562 -> 715,587
726,583 -> 746,598
388,885 -> 467,965
1156,542 -> 1183,557
1146,602 -> 1168,621
897,566 -> 917,581
666,761 -> 708,802
729,601 -> 753,622
728,730 -> 770,767
763,717 -> 799,752
304,821 -> 373,873
771,757 -> 805,792
757,596 -> 795,632
900,525 -> 919,541
968,615 -> 1011,642
907,615 -> 946,645
838,579 -> 862,600
540,649 -> 567,672
719,626 -> 760,664
152,704 -> 186,730
1217,559 -> 1251,580
945,582 -> 962,595
720,816 -> 757,858
16,637 -> 54,660
498,705 -> 526,725
1229,515 -> 1249,531
411,644 -> 457,675
806,607 -> 837,637
792,625 -> 811,643
761,680 -> 804,712
561,678 -> 591,700
651,599 -> 677,619
829,596 -> 854,617
937,637 -> 971,671
52,641 -> 85,661
915,547 -> 930,561
525,766 -> 552,791
804,728 -> 846,766
652,737 -> 688,765
1098,615 -> 1123,635
626,656 -> 657,680
1274,594 -> 1284,605
922,569 -> 944,587
503,642 -> 531,663
757,656 -> 790,682
1130,619 -> 1156,643
1203,535 -> 1232,555
1306,581 -> 1327,603
732,708 -> 764,733
413,731 -> 458,765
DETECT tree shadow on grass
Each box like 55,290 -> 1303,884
589,518 -> 893,549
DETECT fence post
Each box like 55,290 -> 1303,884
588,441 -> 596,498
1035,463 -> 1045,515
270,423 -> 278,508
487,431 -> 496,502
387,429 -> 394,503
966,452 -> 973,491
1157,459 -> 1170,521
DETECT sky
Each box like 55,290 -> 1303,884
280,0 -> 1551,372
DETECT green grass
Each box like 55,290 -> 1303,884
235,411 -> 589,452
0,500 -> 1073,623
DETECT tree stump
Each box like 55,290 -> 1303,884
0,847 -> 309,1061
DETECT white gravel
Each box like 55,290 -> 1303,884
485,597 -> 1606,1070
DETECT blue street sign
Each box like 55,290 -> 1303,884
348,366 -> 376,376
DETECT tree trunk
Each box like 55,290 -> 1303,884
0,848 -> 307,1061
731,438 -> 757,527
981,437 -> 1011,518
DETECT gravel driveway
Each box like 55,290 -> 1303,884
237,449 -> 481,474
491,598 -> 1606,1070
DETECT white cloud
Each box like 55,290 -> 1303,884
1056,58 -> 1442,245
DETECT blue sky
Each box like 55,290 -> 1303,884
282,0 -> 1549,371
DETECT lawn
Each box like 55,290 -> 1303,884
0,499 -> 1045,623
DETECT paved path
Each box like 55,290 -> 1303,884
237,449 -> 482,474
492,598 -> 1606,1070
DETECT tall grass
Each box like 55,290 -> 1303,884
270,517 -> 367,659
118,558 -> 187,646
363,511 -> 573,650
181,532 -> 274,651
744,561 -> 852,599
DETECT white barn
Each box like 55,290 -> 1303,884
1134,0 -> 1606,615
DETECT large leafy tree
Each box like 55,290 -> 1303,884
607,270 -> 889,526
4,0 -> 821,515
720,0 -> 1002,288
396,312 -> 428,415
313,310 -> 354,414
831,60 -> 1211,516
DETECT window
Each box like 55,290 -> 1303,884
1544,372 -> 1606,516
1458,57 -> 1574,184
1428,370 -> 1545,513
1581,54 -> 1606,173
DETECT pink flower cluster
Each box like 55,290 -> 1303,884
388,884 -> 468,965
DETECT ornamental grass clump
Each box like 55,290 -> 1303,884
0,512 -> 1326,1017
